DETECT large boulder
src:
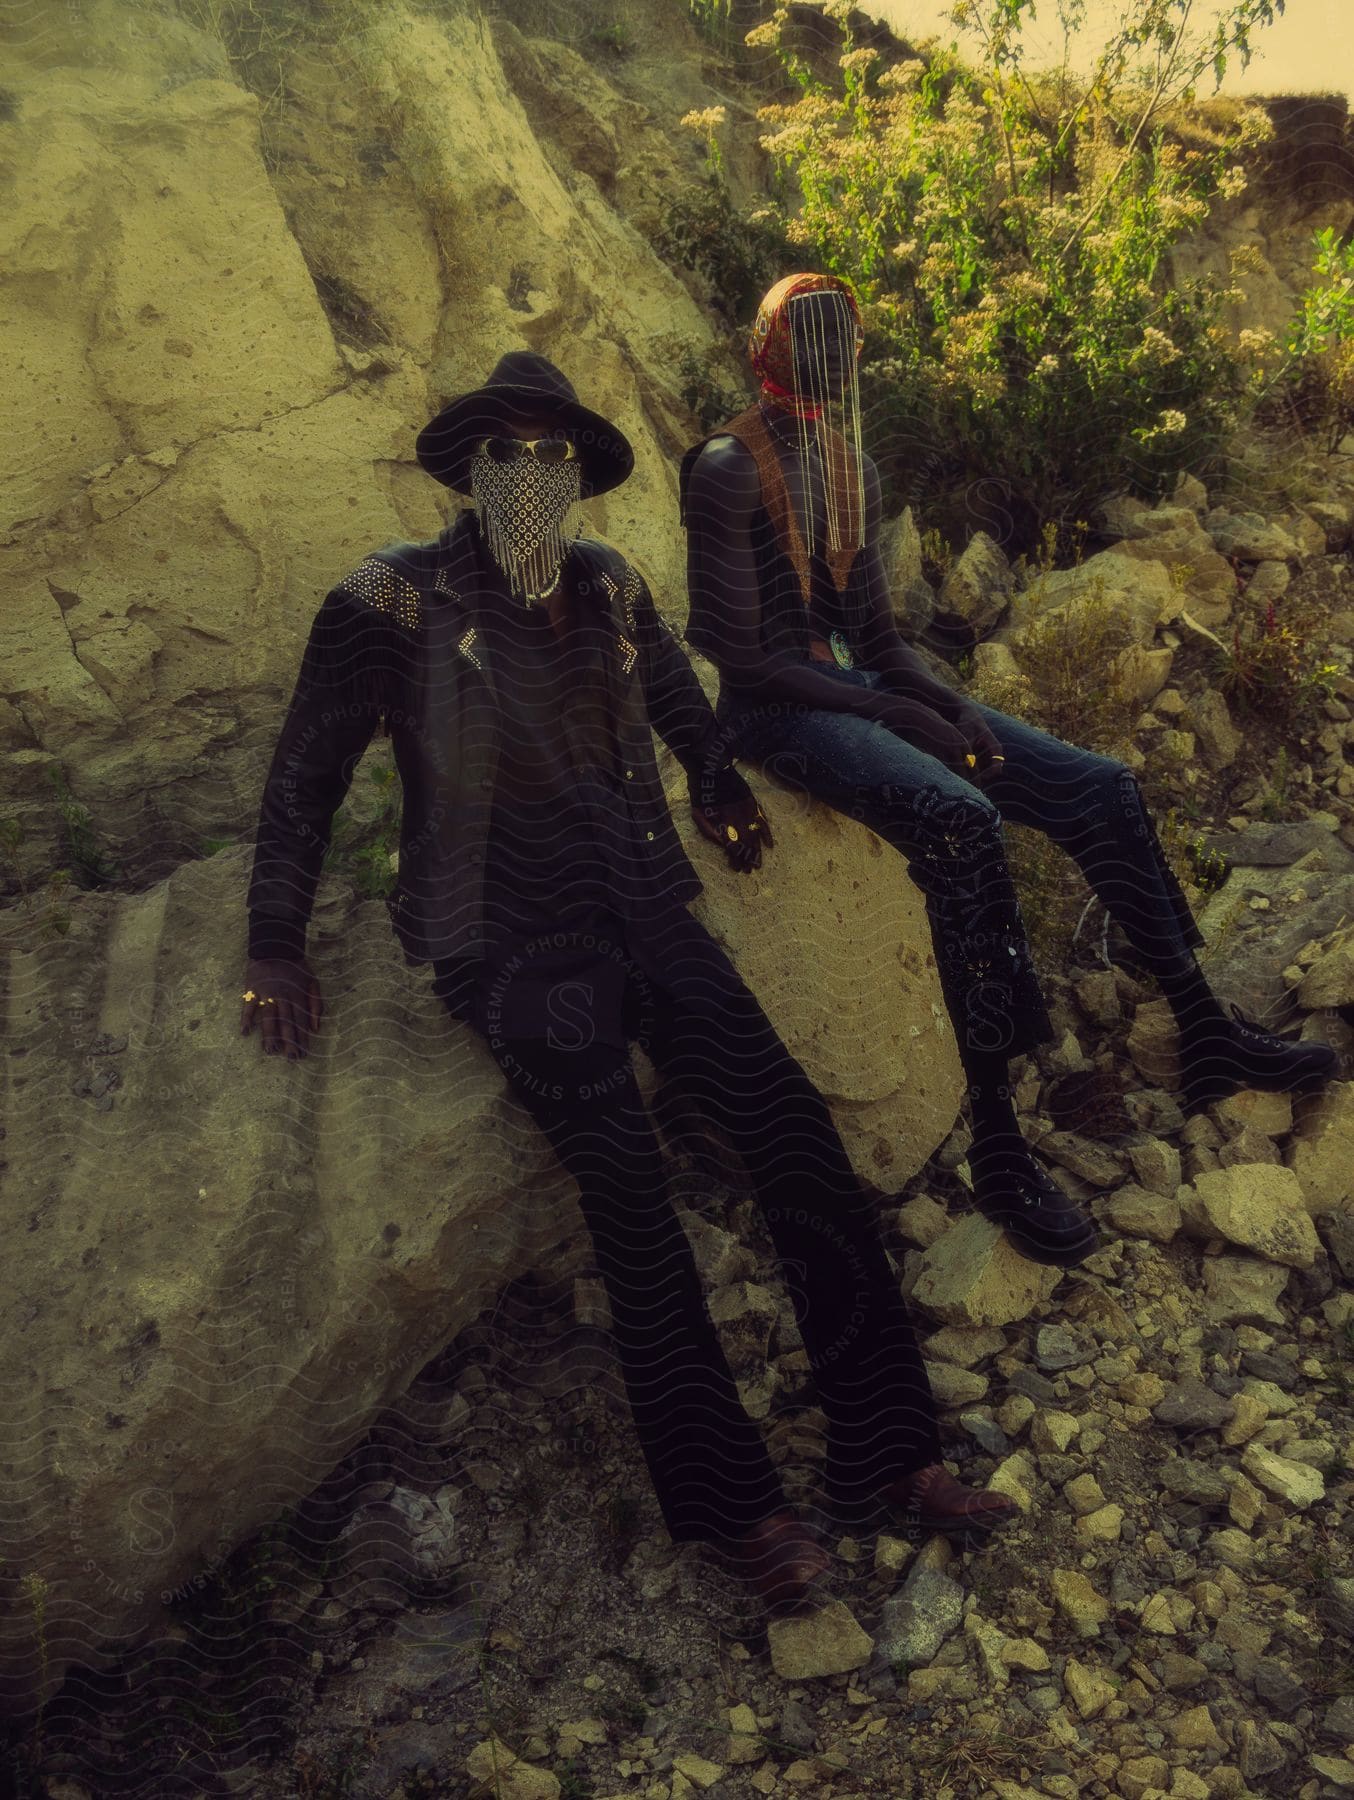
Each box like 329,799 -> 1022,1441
996,551 -> 1178,655
1195,842 -> 1354,1028
0,772 -> 962,1711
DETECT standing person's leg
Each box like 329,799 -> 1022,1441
482,1030 -> 789,1545
964,702 -> 1341,1111
636,912 -> 1017,1540
718,684 -> 1096,1266
431,959 -> 832,1606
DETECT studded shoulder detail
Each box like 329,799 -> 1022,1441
593,561 -> 641,676
621,565 -> 641,636
335,555 -> 422,630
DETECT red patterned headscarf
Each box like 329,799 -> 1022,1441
748,272 -> 865,416
747,272 -> 866,559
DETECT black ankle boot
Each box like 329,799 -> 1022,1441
1179,1002 -> 1339,1115
969,1146 -> 1100,1268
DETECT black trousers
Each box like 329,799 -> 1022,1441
434,910 -> 941,1542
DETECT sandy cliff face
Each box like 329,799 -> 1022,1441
0,0 -> 742,890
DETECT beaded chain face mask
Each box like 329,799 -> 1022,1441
749,274 -> 866,562
469,446 -> 583,602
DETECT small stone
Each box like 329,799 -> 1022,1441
912,1215 -> 1063,1327
1051,1568 -> 1109,1638
1035,1324 -> 1094,1370
725,1704 -> 761,1765
1128,1137 -> 1182,1197
1182,1165 -> 1320,1268
1076,1503 -> 1124,1542
877,1565 -> 965,1668
987,1451 -> 1037,1513
896,1194 -> 952,1248
1064,1656 -> 1117,1719
1118,1370 -> 1167,1408
923,1361 -> 989,1407
906,1665 -> 980,1701
1064,1473 -> 1107,1515
1000,1636 -> 1050,1673
997,1393 -> 1038,1437
1030,1411 -> 1080,1454
1161,1457 -> 1231,1506
963,1611 -> 1011,1687
767,1600 -> 873,1679
958,1409 -> 1010,1456
1221,1391 -> 1270,1446
1159,1651 -> 1208,1690
1310,1753 -> 1354,1792
1118,1753 -> 1170,1798
1209,1527 -> 1257,1572
1202,1256 -> 1289,1325
672,1753 -> 723,1789
1105,1182 -> 1183,1244
1252,1657 -> 1307,1717
1237,1719 -> 1288,1781
466,1739 -> 561,1800
874,1534 -> 914,1580
1153,1379 -> 1234,1434
1240,1443 -> 1326,1508
1322,1695 -> 1354,1741
921,1324 -> 1007,1367
1226,1471 -> 1266,1529
1168,1703 -> 1227,1753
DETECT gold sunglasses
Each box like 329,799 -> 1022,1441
476,436 -> 579,465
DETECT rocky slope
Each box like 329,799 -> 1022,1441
3,0 -> 1354,1794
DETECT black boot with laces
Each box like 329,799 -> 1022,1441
968,1139 -> 1100,1268
1178,1000 -> 1339,1116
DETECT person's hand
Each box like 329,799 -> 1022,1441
947,700 -> 1006,789
240,957 -> 323,1059
692,791 -> 774,873
874,696 -> 974,774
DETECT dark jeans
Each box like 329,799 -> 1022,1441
715,665 -> 1204,1063
434,908 -> 940,1543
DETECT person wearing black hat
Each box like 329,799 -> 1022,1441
240,352 -> 1018,1614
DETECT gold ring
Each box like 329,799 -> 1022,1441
725,825 -> 739,843
991,754 -> 1006,763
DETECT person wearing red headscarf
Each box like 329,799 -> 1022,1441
680,271 -> 1338,1270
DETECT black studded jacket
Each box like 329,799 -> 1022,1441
245,509 -> 750,968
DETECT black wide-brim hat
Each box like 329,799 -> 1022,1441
415,350 -> 634,499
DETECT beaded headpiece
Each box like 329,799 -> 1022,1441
748,273 -> 866,561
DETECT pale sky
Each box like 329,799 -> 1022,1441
865,0 -> 1353,98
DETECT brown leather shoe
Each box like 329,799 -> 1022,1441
723,1511 -> 832,1612
877,1463 -> 1018,1545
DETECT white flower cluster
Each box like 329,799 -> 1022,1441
680,106 -> 727,135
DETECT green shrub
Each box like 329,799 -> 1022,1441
742,0 -> 1287,554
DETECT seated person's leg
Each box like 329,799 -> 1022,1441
478,1021 -> 789,1548
638,914 -> 1014,1536
714,706 -> 1098,1266
964,704 -> 1340,1109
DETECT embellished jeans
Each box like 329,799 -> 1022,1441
716,665 -> 1205,1065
